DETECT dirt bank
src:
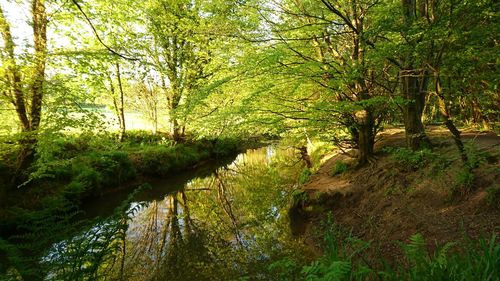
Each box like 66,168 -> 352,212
299,128 -> 500,261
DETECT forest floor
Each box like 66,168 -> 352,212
299,126 -> 500,262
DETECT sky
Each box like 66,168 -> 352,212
1,0 -> 33,52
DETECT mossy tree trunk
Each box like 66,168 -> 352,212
114,62 -> 126,142
399,0 -> 433,150
0,0 -> 47,180
435,75 -> 468,165
400,69 -> 432,150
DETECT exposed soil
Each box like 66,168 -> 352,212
299,127 -> 500,262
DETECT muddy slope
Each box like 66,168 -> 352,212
300,128 -> 500,260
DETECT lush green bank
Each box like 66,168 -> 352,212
0,131 -> 251,279
0,131 -> 243,210
0,131 -> 245,252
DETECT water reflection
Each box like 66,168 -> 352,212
46,146 -> 315,280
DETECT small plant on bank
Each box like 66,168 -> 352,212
383,147 -> 435,170
453,167 -> 475,196
290,189 -> 308,208
302,222 -> 500,281
330,160 -> 348,176
299,168 -> 312,184
486,185 -> 500,208
464,142 -> 488,169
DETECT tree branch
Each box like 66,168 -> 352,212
70,0 -> 137,61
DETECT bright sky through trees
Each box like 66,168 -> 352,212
1,1 -> 32,52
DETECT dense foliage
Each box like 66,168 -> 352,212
0,0 -> 498,280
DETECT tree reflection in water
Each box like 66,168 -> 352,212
47,146 -> 315,280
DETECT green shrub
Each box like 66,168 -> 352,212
302,228 -> 500,281
384,147 -> 435,170
91,151 -> 136,185
330,160 -> 348,176
132,144 -> 202,176
267,257 -> 300,281
210,138 -> 240,157
301,222 -> 373,281
299,168 -> 312,184
124,130 -> 173,146
454,168 -> 474,194
486,185 -> 500,208
48,137 -> 90,160
394,233 -> 500,281
464,143 -> 488,168
64,151 -> 136,198
290,189 -> 308,208
132,146 -> 175,176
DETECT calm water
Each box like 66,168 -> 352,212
44,146 -> 315,280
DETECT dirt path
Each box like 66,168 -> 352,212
304,127 -> 500,194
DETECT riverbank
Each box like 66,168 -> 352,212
0,143 -> 311,280
1,131 -> 499,280
0,131 -> 265,279
0,131 -> 254,233
293,128 -> 500,271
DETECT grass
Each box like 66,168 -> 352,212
382,147 -> 436,170
486,185 -> 500,208
330,160 -> 349,176
0,131 -> 244,279
0,132 -> 243,210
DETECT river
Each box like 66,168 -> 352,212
42,145 -> 315,280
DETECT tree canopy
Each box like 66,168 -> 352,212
0,0 -> 498,168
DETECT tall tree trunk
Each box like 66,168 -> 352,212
400,0 -> 432,150
115,62 -> 126,141
350,7 -> 376,166
152,106 -> 158,135
168,90 -> 182,142
400,69 -> 432,150
1,0 -> 47,181
170,117 -> 181,142
356,109 -> 375,166
435,76 -> 468,165
30,0 -> 47,131
0,6 -> 30,132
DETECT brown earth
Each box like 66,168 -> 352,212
299,127 -> 500,261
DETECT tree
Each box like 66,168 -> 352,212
145,0 -> 214,141
0,0 -> 47,177
242,0 -> 390,165
110,62 -> 126,141
396,0 -> 433,150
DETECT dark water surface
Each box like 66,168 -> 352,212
80,155 -> 237,219
45,146 -> 314,280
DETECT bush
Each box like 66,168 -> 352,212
302,226 -> 500,281
211,138 -> 240,157
486,185 -> 500,208
454,168 -> 475,195
63,151 -> 136,198
464,143 -> 488,169
9,134 -> 241,206
384,147 -> 435,170
299,168 -> 312,184
330,160 -> 348,176
290,189 -> 308,208
123,130 -> 173,146
132,144 -> 205,176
